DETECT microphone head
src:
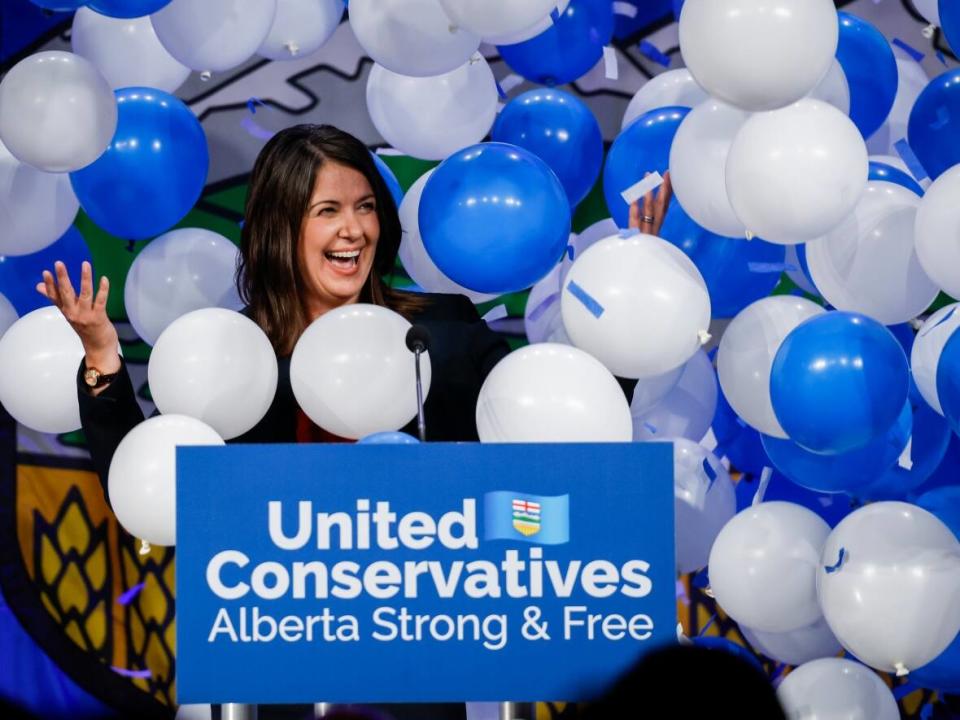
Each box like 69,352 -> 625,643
405,324 -> 432,353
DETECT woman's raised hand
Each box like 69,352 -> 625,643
629,170 -> 673,237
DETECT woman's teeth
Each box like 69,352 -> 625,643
325,250 -> 360,267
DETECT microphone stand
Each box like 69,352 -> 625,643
414,345 -> 426,442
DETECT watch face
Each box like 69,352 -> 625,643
84,369 -> 99,387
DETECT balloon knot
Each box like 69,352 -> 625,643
698,330 -> 712,345
922,24 -> 935,39
284,41 -> 299,56
138,539 -> 151,556
895,662 -> 909,677
200,71 -> 212,82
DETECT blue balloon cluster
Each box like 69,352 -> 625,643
942,0 -> 960,59
908,68 -> 960,181
835,12 -> 898,140
70,87 -> 209,241
0,227 -> 91,315
936,326 -> 960,437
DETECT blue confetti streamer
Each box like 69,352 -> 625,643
550,7 -> 560,22
117,583 -> 145,606
824,547 -> 847,574
566,280 -> 605,318
894,138 -> 929,181
702,457 -> 717,485
893,38 -> 925,62
495,79 -> 507,101
527,292 -> 560,322
247,96 -> 266,114
638,40 -> 671,67
112,667 -> 152,679
921,306 -> 956,337
565,244 -> 575,261
748,262 -> 797,273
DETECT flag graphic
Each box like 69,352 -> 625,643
484,491 -> 569,545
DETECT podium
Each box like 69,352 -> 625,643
175,442 -> 676,711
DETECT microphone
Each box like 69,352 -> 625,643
405,325 -> 431,442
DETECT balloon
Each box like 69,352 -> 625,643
770,312 -> 910,455
718,296 -> 825,438
492,88 -> 603,208
358,431 -> 419,445
71,8 -> 190,93
87,0 -> 171,17
29,0 -> 86,9
0,294 -> 16,340
916,487 -> 960,542
916,0 -> 941,26
0,138 -> 79,257
0,308 -> 84,433
561,234 -> 711,379
629,364 -> 683,417
712,389 -> 773,478
437,0 -> 558,40
806,181 -> 938,325
366,58 -> 498,161
735,469 -> 856,528
371,152 -> 403,209
397,170 -> 495,304
671,438 -> 736,574
708,501 -> 831,633
632,349 -> 717,442
419,142 -> 570,294
741,617 -> 842,667
818,502 -> 960,674
908,68 -> 960,181
784,244 -> 819,296
0,51 -> 116,173
291,304 -> 431,439
762,400 -> 911,494
148,309 -> 277,440
497,0 -> 614,87
603,106 -> 688,229
69,87 -> 209,240
0,226 -> 92,316
726,99 -> 868,245
835,12 -> 898,139
679,0 -> 839,112
809,59 -> 851,115
523,263 -> 568,345
560,218 -> 617,285
777,658 -> 899,720
915,164 -> 960,299
151,0 -> 277,74
124,228 -> 243,346
669,99 -> 749,238
258,0 -> 343,61
912,303 -> 960,415
942,0 -> 960,56
475,343 -> 632,443
938,327 -> 960,436
349,0 -> 478,76
869,160 -> 924,196
868,58 -> 931,158
622,69 -> 708,131
108,414 -> 224,546
480,0 -> 570,46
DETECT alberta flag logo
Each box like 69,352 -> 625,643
484,491 -> 569,545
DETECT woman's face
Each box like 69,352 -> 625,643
297,160 -> 380,318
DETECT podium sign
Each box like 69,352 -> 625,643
176,443 -> 675,704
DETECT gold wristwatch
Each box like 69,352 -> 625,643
84,365 -> 119,388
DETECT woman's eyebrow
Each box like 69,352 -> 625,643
308,198 -> 340,210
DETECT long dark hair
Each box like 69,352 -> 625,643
237,124 -> 425,355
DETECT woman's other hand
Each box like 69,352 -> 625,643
629,170 -> 673,237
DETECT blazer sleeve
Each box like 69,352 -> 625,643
452,294 -> 512,381
77,358 -> 145,508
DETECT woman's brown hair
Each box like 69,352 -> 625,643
237,124 -> 426,355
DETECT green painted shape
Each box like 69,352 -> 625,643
377,155 -> 437,193
204,184 -> 248,215
572,173 -> 610,233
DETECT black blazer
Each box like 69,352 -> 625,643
78,293 -> 512,509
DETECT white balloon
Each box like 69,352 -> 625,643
437,0 -> 558,39
777,658 -> 900,720
108,414 -> 224,546
912,303 -> 960,415
914,0 -> 942,27
671,438 -> 736,574
560,218 -> 617,285
915,164 -> 960,299
709,501 -> 831,633
151,0 -> 278,73
290,304 -> 431,439
0,138 -> 79,256
124,228 -> 243,346
726,99 -> 868,245
679,0 -> 839,112
868,59 -> 931,158
629,364 -> 683,417
561,234 -> 711,379
523,263 -> 567,345
808,59 -> 851,115
258,0 -> 343,61
0,51 -> 116,173
482,0 -> 570,46
621,69 -> 709,131
718,296 -> 825,438
784,244 -> 819,296
807,181 -> 938,325
148,309 -> 278,441
870,153 -> 916,180
818,502 -> 960,674
398,170 -> 495,303
366,58 -> 497,161
669,99 -> 750,238
350,0 -> 479,77
632,349 -> 717,443
741,617 -> 842,667
71,8 -> 191,93
0,308 -> 83,434
0,293 -> 16,340
476,343 -> 632,443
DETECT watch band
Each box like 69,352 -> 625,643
84,365 -> 120,388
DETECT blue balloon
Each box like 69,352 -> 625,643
734,469 -> 855,528
835,12 -> 898,139
868,161 -> 924,196
908,68 -> 960,181
371,152 -> 404,209
936,325 -> 960,436
492,89 -> 603,208
712,390 -> 772,478
498,0 -> 614,86
70,87 -> 209,240
419,142 -> 570,294
761,400 -> 911,494
0,227 -> 91,316
603,106 -> 689,228
660,206 -> 785,318
86,0 -> 171,17
770,312 -> 910,455
28,0 -> 86,9
914,433 -> 960,496
358,431 -> 420,445
942,0 -> 960,58
916,487 -> 960,540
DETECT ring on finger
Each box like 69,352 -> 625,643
640,214 -> 656,224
